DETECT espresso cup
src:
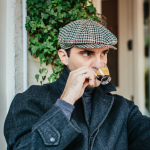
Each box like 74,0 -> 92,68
95,62 -> 111,85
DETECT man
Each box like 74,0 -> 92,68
4,19 -> 150,150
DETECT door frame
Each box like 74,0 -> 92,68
132,0 -> 145,114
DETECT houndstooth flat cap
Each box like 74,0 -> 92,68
58,19 -> 117,50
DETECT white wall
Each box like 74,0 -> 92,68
6,0 -> 23,108
0,0 -> 7,149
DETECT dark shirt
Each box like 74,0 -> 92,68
55,87 -> 94,120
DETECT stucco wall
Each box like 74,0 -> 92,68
6,0 -> 23,108
15,0 -> 23,94
0,0 -> 7,149
1,0 -> 24,147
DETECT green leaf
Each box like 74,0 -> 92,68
35,33 -> 42,39
49,46 -> 56,51
31,46 -> 38,55
46,8 -> 51,14
50,9 -> 55,15
48,73 -> 54,82
39,43 -> 45,51
57,6 -> 63,12
47,57 -> 52,64
42,34 -> 48,41
51,20 -> 57,24
39,68 -> 47,74
41,13 -> 49,19
54,59 -> 60,66
59,27 -> 62,31
58,19 -> 63,23
35,74 -> 39,82
38,19 -> 46,28
40,59 -> 43,65
44,48 -> 49,53
46,40 -> 53,48
87,6 -> 96,13
40,81 -> 43,85
30,38 -> 38,44
42,75 -> 46,81
54,66 -> 62,73
47,25 -> 52,31
44,29 -> 48,33
52,77 -> 56,82
29,21 -> 36,27
26,16 -> 31,24
56,73 -> 59,79
53,51 -> 58,55
39,53 -> 45,59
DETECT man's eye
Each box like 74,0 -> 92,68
101,51 -> 108,56
101,52 -> 105,56
83,52 -> 90,56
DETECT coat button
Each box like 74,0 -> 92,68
50,137 -> 55,142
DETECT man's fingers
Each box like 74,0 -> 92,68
70,66 -> 88,74
75,68 -> 96,86
77,73 -> 94,87
83,80 -> 89,89
68,66 -> 97,87
71,68 -> 97,78
70,66 -> 97,76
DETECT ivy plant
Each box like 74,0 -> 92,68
26,0 -> 99,84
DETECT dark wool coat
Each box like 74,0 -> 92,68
4,66 -> 150,150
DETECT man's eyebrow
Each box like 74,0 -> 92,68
102,49 -> 109,53
79,50 -> 95,53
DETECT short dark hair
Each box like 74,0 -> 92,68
65,48 -> 71,57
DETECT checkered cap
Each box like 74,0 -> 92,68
58,19 -> 117,50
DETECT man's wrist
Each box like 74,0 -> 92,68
60,95 -> 75,105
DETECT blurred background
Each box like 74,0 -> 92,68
0,0 -> 149,149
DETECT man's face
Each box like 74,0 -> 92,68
59,46 -> 109,87
67,47 -> 108,71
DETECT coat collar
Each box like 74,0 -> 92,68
56,65 -> 117,94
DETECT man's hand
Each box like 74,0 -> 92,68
60,66 -> 97,105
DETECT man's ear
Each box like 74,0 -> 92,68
58,49 -> 69,65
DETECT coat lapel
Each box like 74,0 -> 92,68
90,86 -> 115,136
81,96 -> 90,126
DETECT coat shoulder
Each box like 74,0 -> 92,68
9,82 -> 58,116
14,82 -> 57,101
109,93 -> 135,114
113,94 -> 134,106
24,82 -> 57,96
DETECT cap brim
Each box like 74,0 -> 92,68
75,43 -> 117,50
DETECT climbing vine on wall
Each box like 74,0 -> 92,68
26,0 -> 98,84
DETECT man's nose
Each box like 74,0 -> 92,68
94,56 -> 102,69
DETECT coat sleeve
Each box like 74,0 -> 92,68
127,103 -> 150,150
4,87 -> 81,150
